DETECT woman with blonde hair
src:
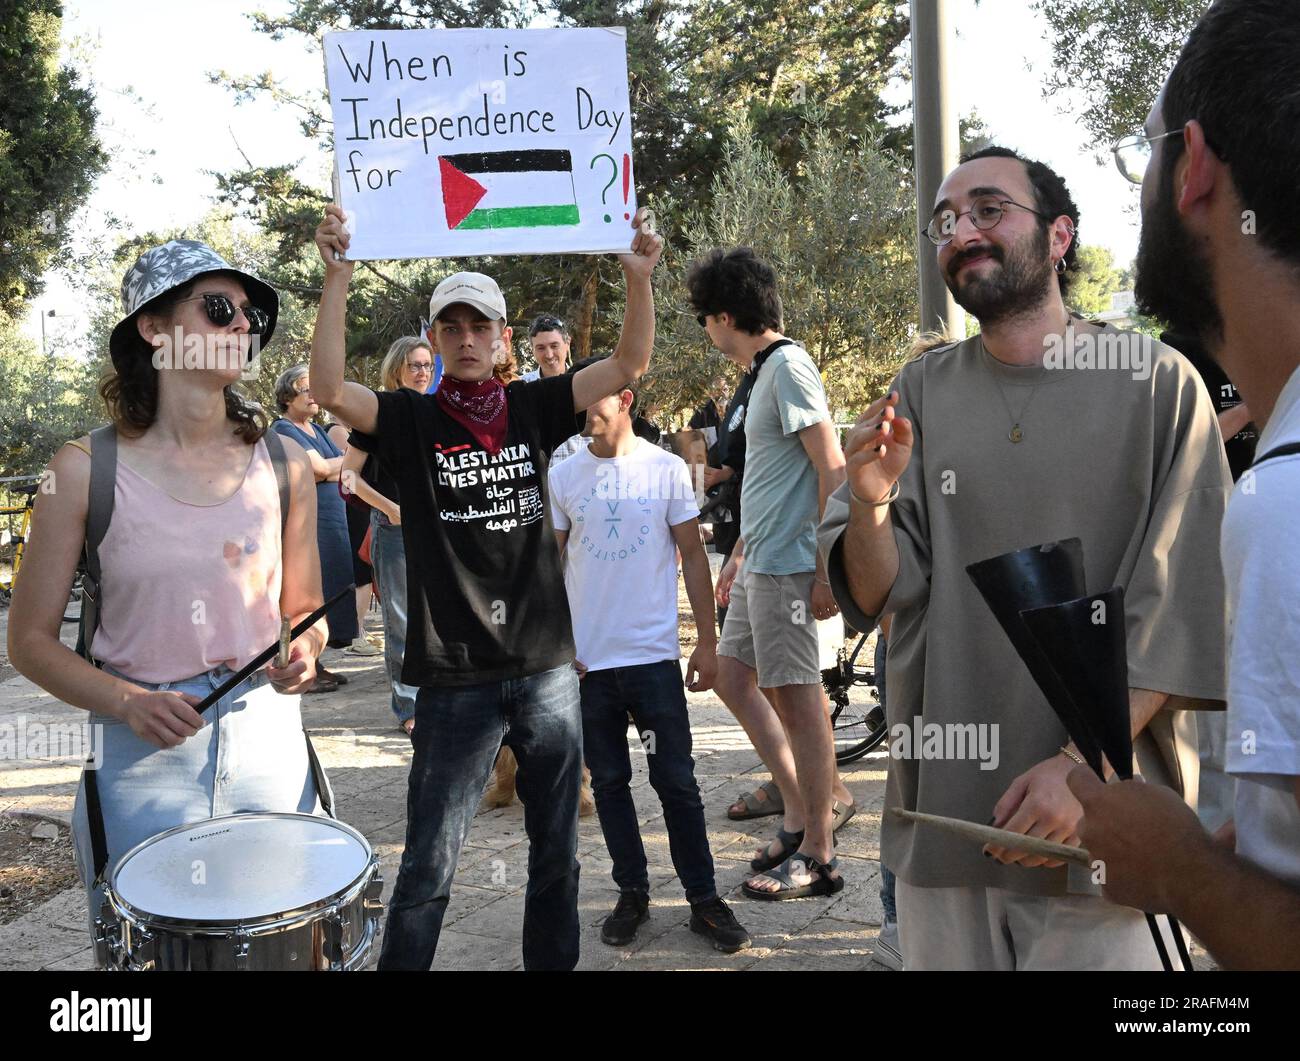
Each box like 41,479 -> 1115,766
340,335 -> 432,734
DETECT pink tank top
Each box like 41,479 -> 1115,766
90,438 -> 284,683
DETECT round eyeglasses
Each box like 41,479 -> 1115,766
1111,129 -> 1184,185
924,196 -> 1052,247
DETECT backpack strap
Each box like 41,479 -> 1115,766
79,425 -> 117,885
1250,441 -> 1300,469
262,427 -> 291,539
77,425 -> 118,668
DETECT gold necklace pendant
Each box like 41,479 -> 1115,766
1009,424 -> 1024,443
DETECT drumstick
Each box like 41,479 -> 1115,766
891,808 -> 1093,867
194,585 -> 353,715
276,618 -> 292,668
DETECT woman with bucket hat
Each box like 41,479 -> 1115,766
6,240 -> 334,945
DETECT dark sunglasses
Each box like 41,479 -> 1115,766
177,293 -> 271,334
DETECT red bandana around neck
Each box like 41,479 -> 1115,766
435,375 -> 509,454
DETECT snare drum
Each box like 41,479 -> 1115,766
95,812 -> 384,971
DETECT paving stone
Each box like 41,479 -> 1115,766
745,914 -> 883,971
0,610 -> 893,970
41,945 -> 96,971
418,928 -> 523,971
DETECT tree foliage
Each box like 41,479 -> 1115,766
1034,0 -> 1210,148
0,314 -> 100,483
1068,244 -> 1124,317
650,118 -> 917,424
0,0 -> 107,320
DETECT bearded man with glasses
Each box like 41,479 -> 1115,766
818,145 -> 1232,969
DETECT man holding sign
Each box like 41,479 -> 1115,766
311,204 -> 661,971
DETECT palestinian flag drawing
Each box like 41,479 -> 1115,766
439,150 -> 581,231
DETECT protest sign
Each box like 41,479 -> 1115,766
322,27 -> 638,260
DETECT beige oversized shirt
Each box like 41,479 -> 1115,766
818,327 -> 1231,896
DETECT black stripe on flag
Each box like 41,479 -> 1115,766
442,149 -> 573,174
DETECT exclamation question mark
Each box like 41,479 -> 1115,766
590,154 -> 617,222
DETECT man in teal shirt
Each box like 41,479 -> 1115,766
688,247 -> 853,900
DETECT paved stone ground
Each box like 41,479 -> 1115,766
0,605 -> 891,972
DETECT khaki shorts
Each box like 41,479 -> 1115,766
718,568 -> 823,688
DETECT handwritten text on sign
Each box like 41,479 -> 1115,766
322,27 -> 637,260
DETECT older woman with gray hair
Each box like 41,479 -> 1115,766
271,364 -> 356,691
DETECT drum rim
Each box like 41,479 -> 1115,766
106,811 -> 375,931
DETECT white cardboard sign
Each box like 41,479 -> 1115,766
322,27 -> 638,260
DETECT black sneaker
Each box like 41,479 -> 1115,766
689,896 -> 752,953
601,890 -> 650,946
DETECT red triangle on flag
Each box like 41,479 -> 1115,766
439,157 -> 488,229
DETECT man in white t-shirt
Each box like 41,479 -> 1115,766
1067,0 -> 1300,969
549,362 -> 751,954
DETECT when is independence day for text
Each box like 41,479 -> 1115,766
335,39 -> 626,193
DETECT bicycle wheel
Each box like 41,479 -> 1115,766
828,632 -> 890,765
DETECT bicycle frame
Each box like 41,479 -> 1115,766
0,476 -> 42,595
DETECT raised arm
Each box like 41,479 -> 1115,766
311,205 -> 378,433
571,207 -> 664,413
839,390 -> 912,619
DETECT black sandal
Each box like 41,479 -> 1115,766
742,853 -> 845,902
750,827 -> 805,872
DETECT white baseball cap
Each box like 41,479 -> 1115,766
427,272 -> 508,323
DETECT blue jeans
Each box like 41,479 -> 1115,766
370,511 -> 418,724
580,660 -> 716,903
377,663 -> 583,971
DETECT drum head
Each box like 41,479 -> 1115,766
111,813 -> 371,924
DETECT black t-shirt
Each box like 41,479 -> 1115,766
1162,330 -> 1258,481
357,374 -> 578,686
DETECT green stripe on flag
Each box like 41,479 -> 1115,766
457,204 -> 580,229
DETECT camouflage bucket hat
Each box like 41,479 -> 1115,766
108,239 -> 279,369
